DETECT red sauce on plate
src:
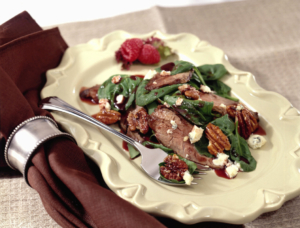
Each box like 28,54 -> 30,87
215,169 -> 231,179
122,141 -> 129,151
253,124 -> 266,136
160,62 -> 175,71
215,168 -> 239,179
79,87 -> 99,105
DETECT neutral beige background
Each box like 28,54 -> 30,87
1,0 -> 299,227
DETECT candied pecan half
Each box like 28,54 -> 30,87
127,106 -> 149,134
93,109 -> 121,125
178,84 -> 195,93
206,123 -> 231,156
160,154 -> 188,181
226,104 -> 259,139
178,84 -> 201,100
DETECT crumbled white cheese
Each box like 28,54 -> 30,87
200,85 -> 212,93
99,99 -> 111,111
212,153 -> 229,167
179,84 -> 189,90
111,75 -> 121,84
234,161 -> 243,172
175,97 -> 183,106
185,154 -> 189,158
144,70 -> 157,80
236,104 -> 244,111
164,102 -> 170,108
167,129 -> 173,134
183,170 -> 194,185
160,70 -> 171,76
247,134 -> 266,149
225,164 -> 239,179
188,125 -> 204,144
116,94 -> 124,104
220,103 -> 227,109
153,81 -> 157,84
170,120 -> 177,130
183,136 -> 189,141
198,97 -> 202,101
226,159 -> 233,167
105,102 -> 111,110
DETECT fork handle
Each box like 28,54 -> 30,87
39,96 -> 139,147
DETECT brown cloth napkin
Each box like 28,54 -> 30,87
0,11 -> 165,228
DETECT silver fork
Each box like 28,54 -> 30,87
39,97 -> 209,186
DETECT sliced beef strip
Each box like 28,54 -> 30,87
79,85 -> 100,103
145,70 -> 193,90
198,91 -> 237,107
148,105 -> 223,169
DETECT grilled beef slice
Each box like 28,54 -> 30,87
145,70 -> 193,90
148,105 -> 223,169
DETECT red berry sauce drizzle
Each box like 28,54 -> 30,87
79,87 -> 99,105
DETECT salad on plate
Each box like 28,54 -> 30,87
79,37 -> 267,185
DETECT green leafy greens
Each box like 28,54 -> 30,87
163,95 -> 214,125
126,141 -> 172,159
210,115 -> 257,172
135,79 -> 181,106
197,64 -> 228,81
206,80 -> 239,102
98,74 -> 142,111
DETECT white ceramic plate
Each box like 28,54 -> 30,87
41,30 -> 300,224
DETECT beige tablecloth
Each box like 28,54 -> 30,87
1,0 -> 300,227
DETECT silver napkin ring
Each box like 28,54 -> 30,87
4,116 -> 77,186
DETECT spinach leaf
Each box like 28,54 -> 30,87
159,172 -> 185,184
127,141 -> 172,159
193,135 -> 214,158
171,60 -> 194,75
146,101 -> 158,115
163,95 -> 206,125
187,80 -> 200,90
228,123 -> 257,172
177,154 -> 198,174
197,64 -> 227,81
163,95 -> 214,125
142,141 -> 173,153
193,66 -> 207,85
211,115 -> 257,172
127,144 -> 140,159
156,60 -> 194,75
98,74 -> 142,111
210,115 -> 235,135
183,99 -> 214,121
135,79 -> 181,106
158,153 -> 198,184
206,80 -> 239,102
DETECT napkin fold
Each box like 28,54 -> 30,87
0,11 -> 165,228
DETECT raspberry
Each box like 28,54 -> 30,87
120,38 -> 143,62
138,44 -> 160,64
